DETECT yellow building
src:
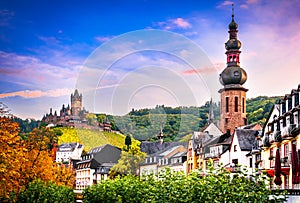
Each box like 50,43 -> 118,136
260,85 -> 300,189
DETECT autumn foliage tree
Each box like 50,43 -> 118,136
0,117 -> 74,201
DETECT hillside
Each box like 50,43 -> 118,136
108,96 -> 281,142
56,127 -> 130,152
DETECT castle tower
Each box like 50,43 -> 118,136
71,89 -> 82,117
219,5 -> 248,134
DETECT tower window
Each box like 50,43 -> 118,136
242,97 -> 245,113
234,96 -> 238,112
226,97 -> 229,112
234,71 -> 239,76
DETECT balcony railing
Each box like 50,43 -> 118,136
274,131 -> 282,142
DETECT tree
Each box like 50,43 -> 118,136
125,135 -> 132,151
110,142 -> 146,176
86,113 -> 97,126
0,118 -> 74,201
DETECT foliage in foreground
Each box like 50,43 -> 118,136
0,117 -> 74,202
83,165 -> 287,203
17,179 -> 74,203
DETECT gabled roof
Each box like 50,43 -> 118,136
140,141 -> 187,155
235,129 -> 258,151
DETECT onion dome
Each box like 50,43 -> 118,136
229,17 -> 238,30
225,38 -> 241,50
219,66 -> 247,86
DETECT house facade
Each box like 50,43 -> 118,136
75,144 -> 121,190
56,142 -> 83,163
140,144 -> 187,176
260,85 -> 300,189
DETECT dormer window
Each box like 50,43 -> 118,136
234,71 -> 239,76
295,93 -> 299,106
288,97 -> 292,111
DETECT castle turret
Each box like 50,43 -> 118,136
71,89 -> 82,117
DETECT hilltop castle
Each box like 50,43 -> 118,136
42,89 -> 88,126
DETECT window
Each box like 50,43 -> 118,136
226,97 -> 229,112
290,114 -> 294,124
282,101 -> 286,114
288,97 -> 292,111
249,158 -> 252,168
277,120 -> 280,131
242,97 -> 245,113
234,70 -> 239,76
225,118 -> 229,124
234,145 -> 237,152
283,117 -> 286,127
232,159 -> 238,165
295,93 -> 299,106
284,143 -> 289,157
234,97 -> 238,112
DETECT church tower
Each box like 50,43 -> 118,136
71,89 -> 82,117
219,6 -> 248,134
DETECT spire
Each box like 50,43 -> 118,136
219,7 -> 247,87
208,98 -> 214,124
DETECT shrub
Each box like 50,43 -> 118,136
17,179 -> 74,203
83,165 -> 287,203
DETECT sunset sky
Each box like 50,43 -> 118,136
0,0 -> 300,119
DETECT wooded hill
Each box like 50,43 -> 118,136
13,96 -> 281,146
108,96 -> 280,142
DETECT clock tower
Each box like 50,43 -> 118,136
219,6 -> 248,134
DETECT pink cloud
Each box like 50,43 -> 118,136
217,1 -> 234,8
172,18 -> 192,29
182,63 -> 224,75
153,17 -> 192,30
0,88 -> 73,99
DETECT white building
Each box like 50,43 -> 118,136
56,142 -> 83,163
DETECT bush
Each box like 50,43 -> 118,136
83,165 -> 287,203
17,179 -> 74,203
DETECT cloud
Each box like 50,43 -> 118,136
95,36 -> 114,42
152,17 -> 192,30
217,1 -> 234,8
172,18 -> 192,29
0,51 -> 80,89
240,0 -> 259,9
0,88 -> 73,99
182,63 -> 224,75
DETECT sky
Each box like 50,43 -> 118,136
0,0 -> 300,119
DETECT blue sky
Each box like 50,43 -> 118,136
0,0 -> 300,119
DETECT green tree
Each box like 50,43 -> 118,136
125,135 -> 132,151
110,143 -> 146,176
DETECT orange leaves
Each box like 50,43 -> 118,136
0,117 -> 75,201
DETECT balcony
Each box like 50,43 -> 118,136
274,131 -> 282,143
262,135 -> 271,148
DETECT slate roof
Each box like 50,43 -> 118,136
140,141 -> 187,155
235,129 -> 258,151
57,142 -> 78,152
